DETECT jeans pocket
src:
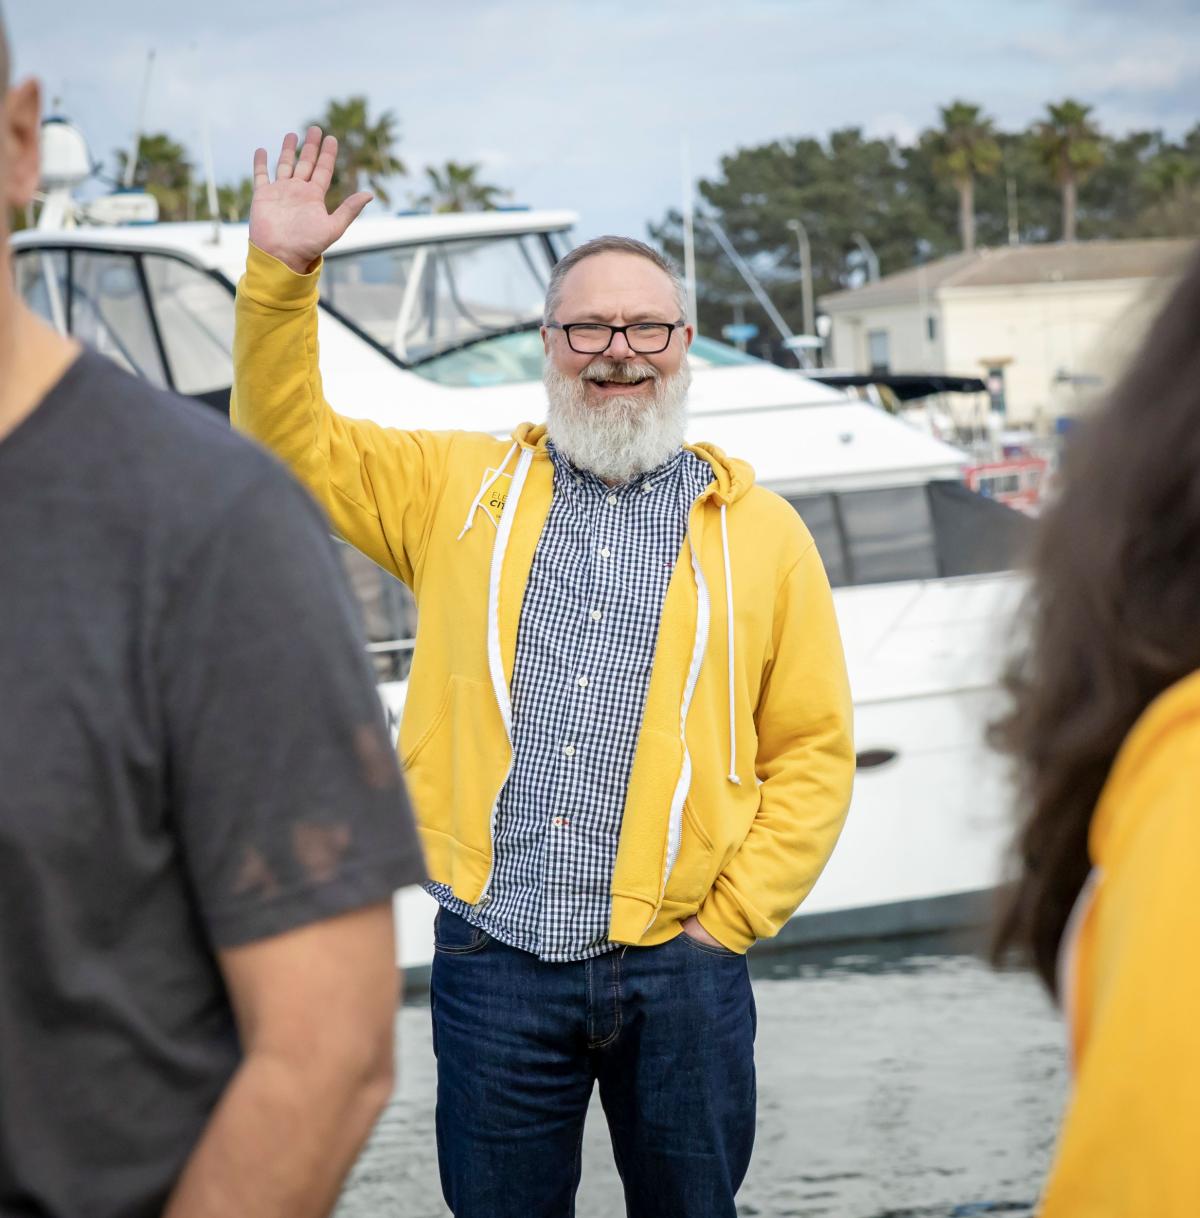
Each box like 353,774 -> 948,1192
434,906 -> 492,955
677,929 -> 740,959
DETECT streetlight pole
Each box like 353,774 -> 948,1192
785,218 -> 815,339
851,231 -> 880,283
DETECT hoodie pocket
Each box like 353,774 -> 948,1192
401,682 -> 453,771
663,798 -> 719,906
401,674 -> 502,867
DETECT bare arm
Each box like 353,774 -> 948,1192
163,903 -> 399,1218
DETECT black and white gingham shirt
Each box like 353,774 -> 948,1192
427,442 -> 713,961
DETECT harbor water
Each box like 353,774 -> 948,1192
336,937 -> 1067,1218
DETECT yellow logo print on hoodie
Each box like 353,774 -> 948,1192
479,468 -> 513,528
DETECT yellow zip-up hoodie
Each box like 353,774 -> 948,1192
1040,668 -> 1200,1215
232,244 -> 854,952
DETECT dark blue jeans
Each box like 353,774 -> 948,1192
430,907 -> 757,1218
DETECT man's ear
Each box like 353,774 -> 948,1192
683,323 -> 695,351
4,79 -> 42,212
541,325 -> 550,355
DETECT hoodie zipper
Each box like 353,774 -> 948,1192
474,445 -> 534,908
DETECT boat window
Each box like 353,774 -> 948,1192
335,542 -> 417,683
411,328 -> 546,388
688,336 -> 765,368
786,493 -> 850,587
68,251 -> 167,386
14,250 -> 69,332
322,245 -> 419,350
787,482 -> 1029,587
322,234 -> 550,370
143,256 -> 235,395
927,479 -> 1032,576
839,486 -> 940,583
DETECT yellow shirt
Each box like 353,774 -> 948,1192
1041,669 -> 1200,1215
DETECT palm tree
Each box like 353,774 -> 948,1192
1033,100 -> 1105,242
415,161 -> 507,213
928,102 -> 1002,253
308,96 -> 406,208
112,133 -> 192,221
194,176 -> 254,223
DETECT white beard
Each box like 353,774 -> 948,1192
542,355 -> 691,484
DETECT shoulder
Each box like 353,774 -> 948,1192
731,484 -> 814,564
80,350 -> 283,489
1090,670 -> 1200,865
49,354 -> 347,607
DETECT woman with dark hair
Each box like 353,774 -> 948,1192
993,248 -> 1200,1214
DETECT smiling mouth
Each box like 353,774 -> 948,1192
587,377 -> 654,390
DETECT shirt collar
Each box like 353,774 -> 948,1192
547,442 -> 687,499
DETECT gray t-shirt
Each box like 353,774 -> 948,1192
0,351 -> 425,1218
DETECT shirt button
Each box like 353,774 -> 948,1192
590,609 -> 602,622
552,815 -> 566,827
641,483 -> 652,494
577,676 -> 589,689
600,547 -> 611,559
562,744 -> 576,758
606,493 -> 618,506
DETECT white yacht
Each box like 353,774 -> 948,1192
13,200 -> 1027,977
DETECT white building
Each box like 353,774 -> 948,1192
820,238 -> 1195,427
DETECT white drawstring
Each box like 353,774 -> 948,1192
719,503 -> 740,785
456,441 -> 519,540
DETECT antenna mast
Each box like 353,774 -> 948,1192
681,140 -> 698,331
123,49 -> 155,189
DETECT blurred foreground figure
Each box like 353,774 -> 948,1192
994,249 -> 1200,1214
0,17 -> 425,1218
234,126 -> 854,1217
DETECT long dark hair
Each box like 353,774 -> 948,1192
992,247 -> 1200,997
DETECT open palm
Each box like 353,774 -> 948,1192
249,126 -> 373,274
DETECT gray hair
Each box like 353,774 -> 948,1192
544,235 -> 687,325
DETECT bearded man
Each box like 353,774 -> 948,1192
233,126 -> 855,1218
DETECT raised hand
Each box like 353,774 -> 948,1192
249,126 -> 373,274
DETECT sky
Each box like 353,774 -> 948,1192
8,0 -> 1200,241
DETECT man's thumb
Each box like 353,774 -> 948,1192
331,192 -> 374,239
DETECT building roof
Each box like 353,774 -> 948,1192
820,237 -> 1198,311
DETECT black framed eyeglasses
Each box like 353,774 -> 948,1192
547,320 -> 685,355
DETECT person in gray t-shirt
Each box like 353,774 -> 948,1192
0,22 -> 425,1218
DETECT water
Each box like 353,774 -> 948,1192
336,940 -> 1067,1217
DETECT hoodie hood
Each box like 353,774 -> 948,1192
508,424 -> 756,507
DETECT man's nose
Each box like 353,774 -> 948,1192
601,329 -> 636,359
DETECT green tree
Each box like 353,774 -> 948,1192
650,129 -> 954,361
112,132 -> 192,221
1032,99 -> 1106,241
415,160 -> 506,212
962,129 -> 1060,246
1135,136 -> 1200,237
926,101 -> 1002,252
308,96 -> 405,208
194,176 -> 255,222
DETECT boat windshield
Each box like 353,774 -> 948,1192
321,233 -> 553,371
321,235 -> 773,388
